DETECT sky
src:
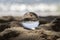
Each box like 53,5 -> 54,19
0,0 -> 60,4
0,0 -> 60,16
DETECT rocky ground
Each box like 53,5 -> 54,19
0,12 -> 60,40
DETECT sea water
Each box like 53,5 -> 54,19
21,21 -> 39,30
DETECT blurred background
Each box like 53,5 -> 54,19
0,0 -> 60,16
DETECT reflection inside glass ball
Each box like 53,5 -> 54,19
21,21 -> 39,30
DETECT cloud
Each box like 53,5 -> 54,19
27,4 -> 57,12
0,3 -> 57,12
0,4 -> 8,11
10,4 -> 27,11
0,3 -> 59,16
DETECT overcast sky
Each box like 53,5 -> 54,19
0,0 -> 60,4
0,0 -> 60,16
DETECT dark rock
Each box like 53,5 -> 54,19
0,14 -> 60,40
0,23 -> 10,32
0,16 -> 14,23
52,18 -> 60,32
